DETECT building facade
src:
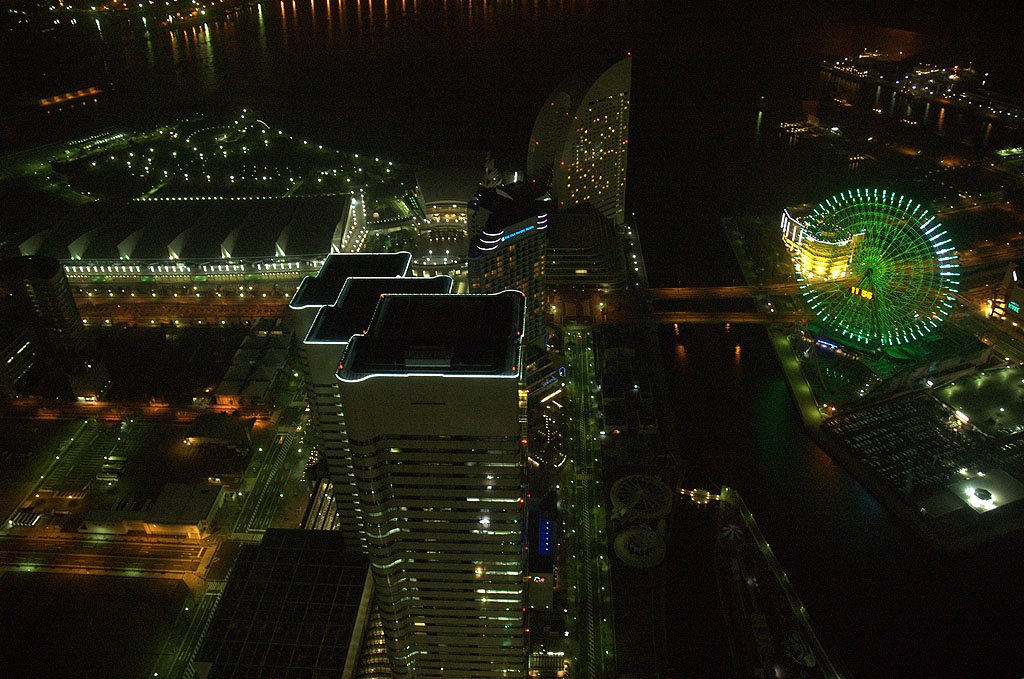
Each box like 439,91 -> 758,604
303,273 -> 454,550
781,208 -> 862,282
337,292 -> 527,678
527,56 -> 631,225
288,253 -> 414,550
469,212 -> 549,350
546,206 -> 628,290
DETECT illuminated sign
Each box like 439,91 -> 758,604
501,225 -> 535,242
850,286 -> 874,300
1009,301 -> 1021,314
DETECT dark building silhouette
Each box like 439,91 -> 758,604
0,255 -> 84,360
195,529 -> 372,679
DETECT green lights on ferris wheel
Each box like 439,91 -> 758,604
789,188 -> 960,348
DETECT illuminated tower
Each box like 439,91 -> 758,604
337,291 -> 527,678
527,56 -> 631,225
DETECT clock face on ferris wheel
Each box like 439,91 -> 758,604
791,189 -> 960,348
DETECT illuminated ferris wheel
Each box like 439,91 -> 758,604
781,189 -> 960,348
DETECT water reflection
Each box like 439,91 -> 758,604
258,3 -> 267,53
6,0 -> 625,126
200,24 -> 217,92
673,341 -> 686,368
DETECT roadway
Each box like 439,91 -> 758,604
563,327 -> 615,679
152,588 -> 223,679
1,399 -> 269,423
233,418 -> 304,534
0,535 -> 204,573
960,312 -> 1024,362
75,296 -> 288,325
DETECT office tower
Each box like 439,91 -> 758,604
0,255 -> 84,358
304,274 -> 454,550
469,212 -> 548,350
288,252 -> 413,549
337,291 -> 528,678
527,56 -> 632,225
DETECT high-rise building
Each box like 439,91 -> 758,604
288,253 -> 412,344
0,255 -> 84,358
469,210 -> 549,350
337,291 -> 528,678
527,56 -> 631,225
304,274 -> 454,550
288,252 -> 414,549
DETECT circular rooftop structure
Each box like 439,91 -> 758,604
610,475 -> 673,520
613,526 -> 666,568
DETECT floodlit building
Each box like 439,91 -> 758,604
780,207 -> 862,282
528,56 -> 631,225
18,195 -> 352,281
81,483 -> 224,539
337,291 -> 528,678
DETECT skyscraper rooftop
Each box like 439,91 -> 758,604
289,252 -> 412,310
339,291 -> 524,378
305,276 -> 453,344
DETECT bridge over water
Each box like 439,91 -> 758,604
646,283 -> 802,300
651,311 -> 808,325
646,283 -> 807,324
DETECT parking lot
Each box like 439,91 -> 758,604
936,365 -> 1024,437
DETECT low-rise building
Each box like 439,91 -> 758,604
81,483 -> 225,539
